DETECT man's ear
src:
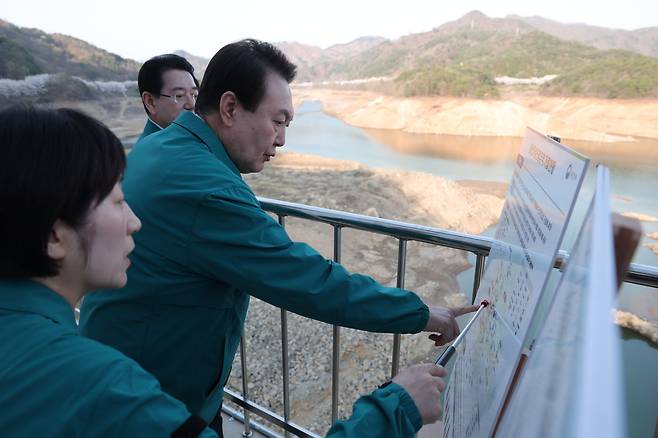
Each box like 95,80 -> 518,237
142,92 -> 158,116
47,220 -> 72,262
218,91 -> 238,127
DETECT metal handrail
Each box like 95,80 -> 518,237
258,197 -> 492,255
258,197 -> 658,289
331,226 -> 342,424
228,197 -> 658,437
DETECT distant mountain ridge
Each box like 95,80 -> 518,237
510,15 -> 658,58
275,37 -> 387,82
2,12 -> 657,99
275,11 -> 658,83
276,11 -> 658,99
163,38 -> 389,84
173,50 -> 208,82
0,19 -> 139,80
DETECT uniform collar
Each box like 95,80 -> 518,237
138,118 -> 163,142
145,117 -> 164,132
0,280 -> 77,332
171,110 -> 241,177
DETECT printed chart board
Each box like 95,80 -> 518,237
442,128 -> 589,438
496,166 -> 625,438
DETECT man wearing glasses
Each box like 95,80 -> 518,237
137,54 -> 199,141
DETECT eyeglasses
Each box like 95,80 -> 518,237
158,91 -> 199,104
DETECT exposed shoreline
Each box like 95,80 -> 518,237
56,94 -> 658,162
646,232 -> 658,259
292,89 -> 658,159
615,310 -> 658,345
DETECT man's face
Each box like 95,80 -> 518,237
143,69 -> 197,127
224,73 -> 293,174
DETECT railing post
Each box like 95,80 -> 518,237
331,225 -> 343,424
472,254 -> 486,304
278,215 -> 291,438
239,332 -> 253,437
391,239 -> 407,378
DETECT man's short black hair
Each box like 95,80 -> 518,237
138,54 -> 199,114
0,106 -> 126,278
196,39 -> 297,115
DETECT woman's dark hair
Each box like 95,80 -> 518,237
0,106 -> 126,278
196,39 -> 297,115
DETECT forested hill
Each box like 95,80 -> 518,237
2,11 -> 658,100
282,11 -> 658,99
510,15 -> 658,58
275,37 -> 388,82
0,19 -> 139,80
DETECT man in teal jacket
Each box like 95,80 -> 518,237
81,39 -> 475,435
136,53 -> 199,142
328,363 -> 446,437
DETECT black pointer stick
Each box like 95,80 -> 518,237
435,300 -> 490,367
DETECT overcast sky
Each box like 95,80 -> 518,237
2,0 -> 657,61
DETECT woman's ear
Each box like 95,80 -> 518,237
218,91 -> 238,127
47,220 -> 73,262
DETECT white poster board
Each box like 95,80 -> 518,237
442,128 -> 589,438
496,166 -> 625,437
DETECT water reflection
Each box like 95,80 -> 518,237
362,127 -> 658,168
363,129 -> 521,162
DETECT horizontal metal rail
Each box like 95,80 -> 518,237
259,197 -> 492,255
228,197 -> 658,437
222,404 -> 281,438
225,388 -> 319,438
259,197 -> 658,289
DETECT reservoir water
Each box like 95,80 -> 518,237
286,101 -> 658,270
285,100 -> 658,437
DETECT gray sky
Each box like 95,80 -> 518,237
2,0 -> 657,61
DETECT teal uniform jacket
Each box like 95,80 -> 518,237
137,118 -> 162,143
328,382 -> 422,437
0,280 -> 216,437
80,110 -> 430,423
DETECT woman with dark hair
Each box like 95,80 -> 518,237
0,106 -> 215,437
